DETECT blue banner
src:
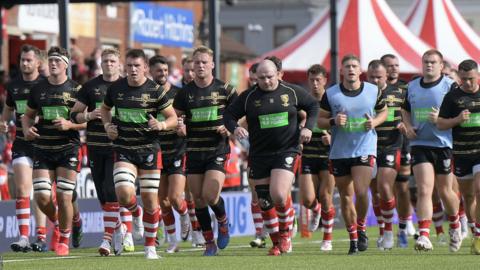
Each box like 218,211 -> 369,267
131,2 -> 195,48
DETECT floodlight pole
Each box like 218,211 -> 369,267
58,0 -> 71,78
330,0 -> 338,84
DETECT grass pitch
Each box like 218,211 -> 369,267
2,229 -> 478,270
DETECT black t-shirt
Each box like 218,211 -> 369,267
224,81 -> 319,157
302,93 -> 329,159
376,84 -> 406,150
77,75 -> 120,153
439,85 -> 480,156
5,75 -> 46,144
104,78 -> 171,154
173,79 -> 237,159
157,85 -> 186,159
27,78 -> 81,153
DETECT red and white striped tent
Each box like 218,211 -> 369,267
405,0 -> 480,65
250,0 -> 430,82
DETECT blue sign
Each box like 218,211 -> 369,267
131,3 -> 195,48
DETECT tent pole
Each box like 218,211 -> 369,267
330,0 -> 338,84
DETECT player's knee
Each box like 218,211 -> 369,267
113,167 -> 136,189
56,177 -> 76,196
139,173 -> 160,194
255,184 -> 273,211
33,177 -> 52,197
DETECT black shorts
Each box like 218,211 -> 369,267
249,152 -> 299,180
162,154 -> 186,176
89,150 -> 116,204
329,155 -> 375,177
301,157 -> 329,175
186,153 -> 228,174
12,140 -> 34,160
400,137 -> 411,166
33,147 -> 81,172
376,148 -> 401,170
453,155 -> 480,178
114,150 -> 162,170
410,146 -> 452,175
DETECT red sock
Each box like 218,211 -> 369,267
36,226 -> 47,241
186,200 -> 200,231
321,207 -> 335,241
162,206 -> 176,236
418,220 -> 431,237
276,198 -> 293,232
143,208 -> 159,247
251,201 -> 264,237
357,217 -> 366,232
347,224 -> 358,241
432,202 -> 444,234
448,214 -> 460,230
380,198 -> 396,232
102,202 -> 119,241
120,207 -> 132,233
16,197 -> 30,237
124,195 -> 140,217
176,200 -> 188,216
59,228 -> 71,245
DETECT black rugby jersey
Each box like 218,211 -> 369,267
104,78 -> 171,154
376,84 -> 406,150
157,85 -> 186,159
5,75 -> 46,144
439,85 -> 480,156
302,93 -> 329,159
224,81 -> 319,157
77,75 -> 120,153
173,79 -> 237,159
27,79 -> 81,152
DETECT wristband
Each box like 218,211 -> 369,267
329,118 -> 336,126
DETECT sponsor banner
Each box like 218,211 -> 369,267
131,2 -> 194,48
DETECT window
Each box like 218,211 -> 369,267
274,25 -> 296,47
223,27 -> 245,44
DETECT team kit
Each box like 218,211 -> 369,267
4,44 -> 480,258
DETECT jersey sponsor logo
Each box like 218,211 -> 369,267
211,92 -> 219,105
280,94 -> 289,107
117,108 -> 148,123
16,100 -> 28,114
42,106 -> 69,120
62,92 -> 72,104
190,106 -> 218,122
386,107 -> 397,122
174,159 -> 181,167
341,118 -> 367,133
140,93 -> 150,107
413,108 -> 432,123
460,113 -> 480,127
258,112 -> 288,129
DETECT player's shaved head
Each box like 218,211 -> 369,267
256,60 -> 280,91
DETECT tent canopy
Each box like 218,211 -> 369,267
405,0 -> 480,65
251,0 -> 430,75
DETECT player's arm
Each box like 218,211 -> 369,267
437,93 -> 465,130
70,101 -> 89,124
368,89 -> 388,129
224,92 -> 247,135
150,105 -> 177,131
317,93 -> 334,129
0,105 -> 14,133
21,106 -> 39,141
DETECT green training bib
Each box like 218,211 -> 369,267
258,112 -> 289,129
117,108 -> 147,123
191,106 -> 218,122
16,100 -> 27,114
42,106 -> 69,120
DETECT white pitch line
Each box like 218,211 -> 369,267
3,239 -> 351,264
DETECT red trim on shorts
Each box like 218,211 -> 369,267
369,155 -> 375,167
223,153 -> 231,171
76,148 -> 82,172
395,149 -> 401,172
293,154 -> 301,174
157,151 -> 163,169
182,155 -> 187,171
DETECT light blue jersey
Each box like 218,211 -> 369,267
406,76 -> 453,148
327,82 -> 381,159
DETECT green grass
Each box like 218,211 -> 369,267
1,230 -> 478,270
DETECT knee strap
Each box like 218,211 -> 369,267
57,177 -> 76,195
139,173 -> 160,193
113,167 -> 136,189
33,177 -> 52,196
255,184 -> 273,211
